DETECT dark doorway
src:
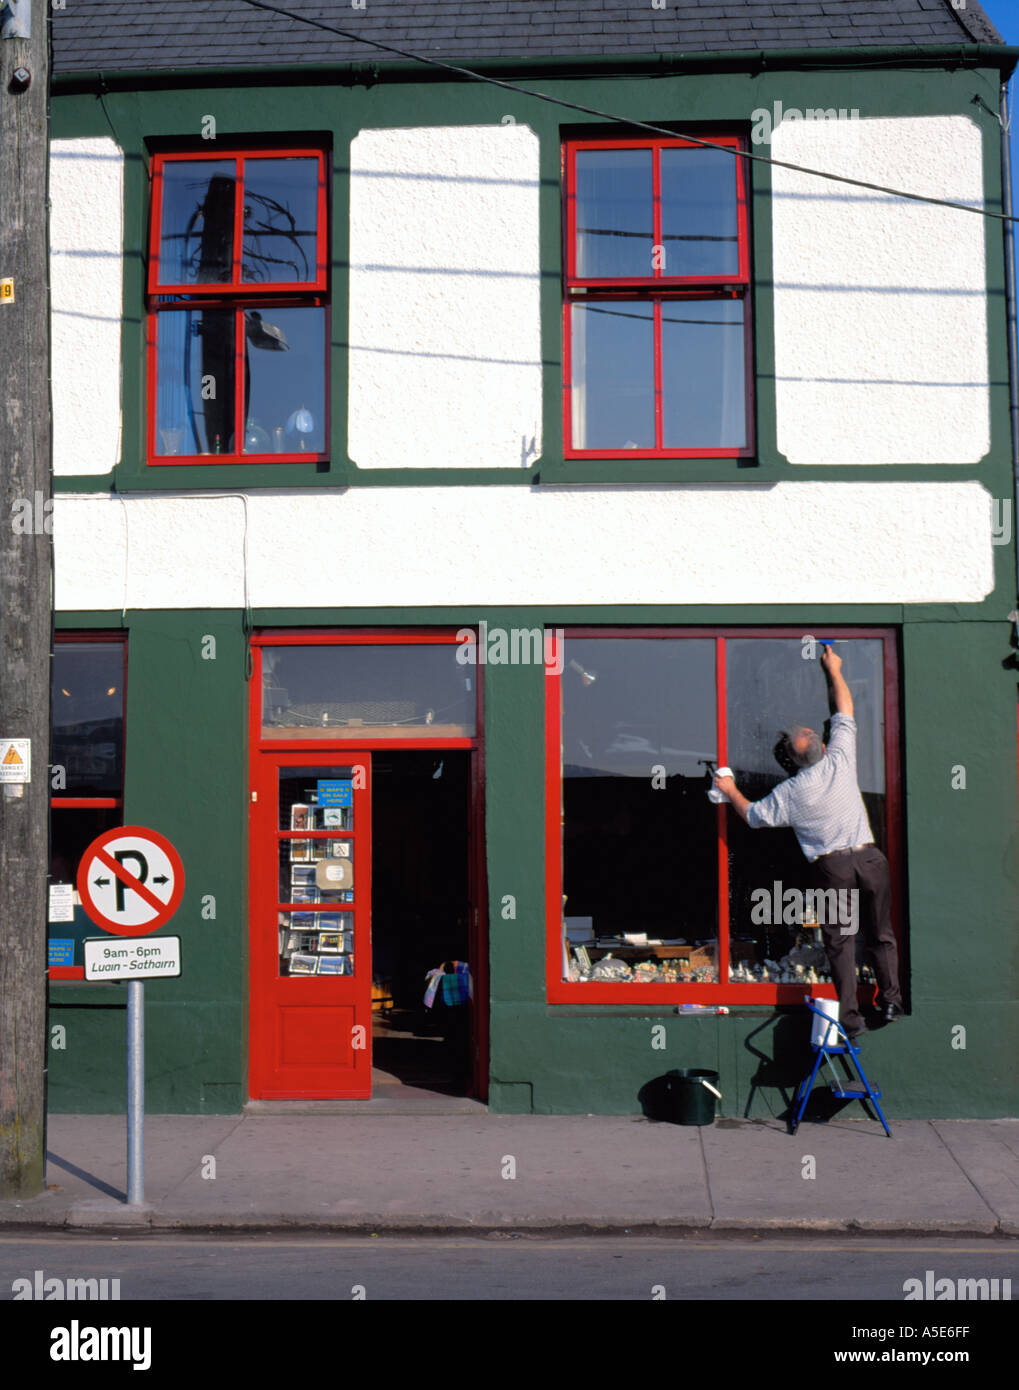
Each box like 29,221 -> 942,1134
370,751 -> 472,1096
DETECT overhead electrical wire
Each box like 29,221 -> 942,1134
234,0 -> 1018,223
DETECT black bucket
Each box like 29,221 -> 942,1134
664,1068 -> 721,1126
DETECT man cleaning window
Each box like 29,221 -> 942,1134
713,645 -> 903,1041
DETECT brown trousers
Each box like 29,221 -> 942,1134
813,845 -> 902,1035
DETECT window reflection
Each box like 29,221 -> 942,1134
725,639 -> 885,985
557,635 -> 890,990
661,299 -> 745,449
242,158 -> 321,285
660,147 -> 739,278
562,640 -> 718,983
158,161 -> 236,285
51,643 -> 124,796
156,309 -> 235,455
576,149 -> 654,278
570,302 -> 654,450
243,307 -> 325,453
261,645 -> 476,738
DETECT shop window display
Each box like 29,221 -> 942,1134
559,637 -> 718,984
550,630 -> 898,1002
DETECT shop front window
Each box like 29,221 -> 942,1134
724,638 -> 887,988
558,637 -> 718,984
548,629 -> 899,1002
49,636 -> 127,977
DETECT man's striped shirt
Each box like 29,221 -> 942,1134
744,713 -> 874,862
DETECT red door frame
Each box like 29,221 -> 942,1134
249,748 -> 373,1099
248,630 -> 488,1101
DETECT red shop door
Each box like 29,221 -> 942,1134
250,753 -> 372,1098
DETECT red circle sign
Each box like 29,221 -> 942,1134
77,825 -> 185,936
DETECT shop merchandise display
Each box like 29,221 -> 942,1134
563,924 -> 882,989
279,797 -> 355,977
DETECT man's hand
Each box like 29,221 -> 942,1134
819,643 -> 853,717
714,774 -> 753,823
820,644 -> 842,676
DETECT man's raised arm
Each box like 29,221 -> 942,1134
821,645 -> 853,718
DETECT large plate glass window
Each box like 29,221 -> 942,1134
724,638 -> 887,989
563,136 -> 752,459
559,638 -> 718,985
147,150 -> 328,464
549,630 -> 899,1003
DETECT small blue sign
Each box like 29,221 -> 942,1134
318,779 -> 352,807
48,939 -> 74,967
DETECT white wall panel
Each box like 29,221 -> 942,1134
348,125 -> 542,469
50,137 -> 124,477
54,482 -> 993,611
772,117 -> 990,464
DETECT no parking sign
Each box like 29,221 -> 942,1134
75,824 -> 185,1208
77,825 -> 184,935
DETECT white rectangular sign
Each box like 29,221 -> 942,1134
0,739 -> 31,782
48,884 -> 75,923
84,935 -> 182,981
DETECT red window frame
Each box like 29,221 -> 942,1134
562,135 -> 754,460
545,627 -> 902,1005
49,632 -> 128,981
146,148 -> 329,466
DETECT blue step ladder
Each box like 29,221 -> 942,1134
790,999 -> 892,1137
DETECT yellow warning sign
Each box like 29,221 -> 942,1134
0,739 -> 31,782
0,279 -> 14,304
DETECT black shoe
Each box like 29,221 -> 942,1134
846,1023 -> 868,1043
883,1003 -> 904,1023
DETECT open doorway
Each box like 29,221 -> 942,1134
370,751 -> 473,1096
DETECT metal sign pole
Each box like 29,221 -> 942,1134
126,980 -> 144,1204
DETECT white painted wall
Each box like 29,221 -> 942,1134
347,125 -> 542,469
50,137 -> 124,477
772,116 -> 990,465
53,483 -> 994,611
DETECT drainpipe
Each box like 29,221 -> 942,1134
1001,80 -> 1019,648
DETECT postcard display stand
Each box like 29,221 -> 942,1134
279,786 -> 355,977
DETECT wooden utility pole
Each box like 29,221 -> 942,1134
0,0 -> 52,1198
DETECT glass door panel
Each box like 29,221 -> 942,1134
277,766 -> 357,978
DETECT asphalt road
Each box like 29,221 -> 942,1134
1,1232 -> 1016,1302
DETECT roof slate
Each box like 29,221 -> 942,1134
50,0 -> 1005,75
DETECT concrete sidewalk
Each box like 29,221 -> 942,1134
1,1111 -> 1017,1236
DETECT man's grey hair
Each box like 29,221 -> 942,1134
783,724 -> 824,768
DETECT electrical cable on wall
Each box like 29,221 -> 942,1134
96,493 -> 252,660
235,0 -> 1017,223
